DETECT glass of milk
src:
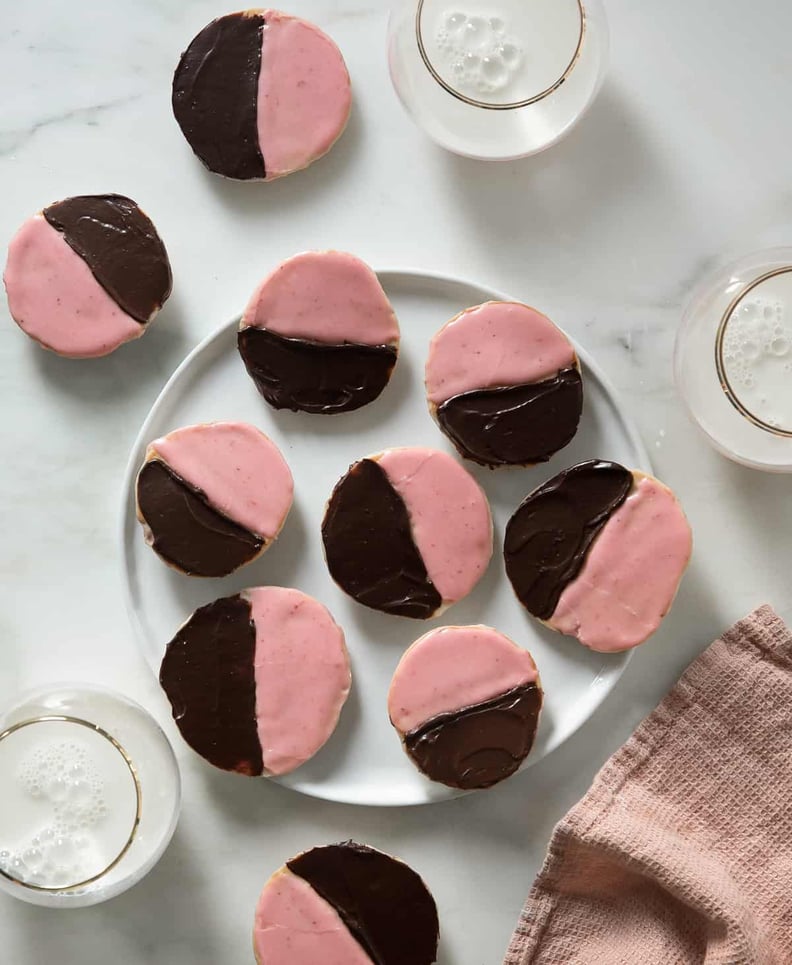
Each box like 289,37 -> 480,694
388,0 -> 609,159
0,685 -> 180,907
675,249 -> 792,472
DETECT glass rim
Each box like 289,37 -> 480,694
0,715 -> 142,893
714,265 -> 792,439
415,0 -> 586,111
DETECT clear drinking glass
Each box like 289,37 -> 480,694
675,249 -> 792,472
388,0 -> 609,159
0,685 -> 180,907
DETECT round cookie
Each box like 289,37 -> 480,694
160,587 -> 350,776
172,10 -> 351,181
4,194 -> 171,358
425,301 -> 583,467
322,447 -> 493,619
136,422 -> 293,578
504,461 -> 693,652
253,842 -> 439,965
238,251 -> 400,414
388,626 -> 543,790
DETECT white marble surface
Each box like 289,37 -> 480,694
2,0 -> 792,961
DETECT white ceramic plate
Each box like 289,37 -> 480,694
121,269 -> 651,806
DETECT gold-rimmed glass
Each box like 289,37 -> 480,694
388,0 -> 608,159
676,249 -> 792,471
0,685 -> 180,908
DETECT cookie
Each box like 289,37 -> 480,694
160,587 -> 350,776
388,625 -> 543,790
253,842 -> 439,965
172,10 -> 351,181
322,447 -> 492,619
136,422 -> 293,577
238,251 -> 400,414
425,301 -> 583,467
4,194 -> 171,358
504,461 -> 693,652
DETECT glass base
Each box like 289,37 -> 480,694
0,685 -> 180,908
388,0 -> 609,159
675,248 -> 792,472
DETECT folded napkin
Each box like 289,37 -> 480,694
505,605 -> 792,965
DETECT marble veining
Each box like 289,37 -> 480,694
0,96 -> 143,156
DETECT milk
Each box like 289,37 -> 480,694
0,720 -> 138,890
721,286 -> 792,433
676,252 -> 792,471
430,0 -> 583,105
0,686 -> 180,907
388,0 -> 608,159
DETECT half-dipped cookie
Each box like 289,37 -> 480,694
389,626 -> 542,790
136,422 -> 293,577
253,842 -> 439,965
322,447 -> 492,619
4,194 -> 171,358
172,10 -> 351,181
238,251 -> 400,414
160,587 -> 350,776
504,461 -> 693,652
425,301 -> 583,467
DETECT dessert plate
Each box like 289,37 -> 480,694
121,269 -> 650,806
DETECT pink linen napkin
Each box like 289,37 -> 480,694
505,605 -> 792,965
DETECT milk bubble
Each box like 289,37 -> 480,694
465,16 -> 486,40
50,837 -> 76,864
48,776 -> 68,802
1,740 -> 110,888
722,295 -> 792,430
445,12 -> 467,33
482,55 -> 509,88
435,9 -> 524,99
742,339 -> 761,361
69,780 -> 92,805
23,848 -> 43,867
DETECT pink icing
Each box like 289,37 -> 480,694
253,870 -> 371,965
4,216 -> 142,358
377,448 -> 492,605
149,422 -> 293,539
247,587 -> 350,776
388,625 -> 539,734
550,476 -> 693,653
256,11 -> 351,180
425,301 -> 577,405
242,251 -> 399,346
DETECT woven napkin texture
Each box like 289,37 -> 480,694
504,605 -> 792,965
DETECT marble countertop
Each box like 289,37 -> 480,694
2,0 -> 792,961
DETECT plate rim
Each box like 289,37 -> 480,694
119,266 -> 652,806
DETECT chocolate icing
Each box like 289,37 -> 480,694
159,594 -> 263,775
238,327 -> 397,414
436,369 -> 583,467
403,683 -> 543,790
287,842 -> 439,965
137,459 -> 264,577
43,194 -> 172,324
504,460 -> 633,620
322,459 -> 442,619
172,12 -> 266,180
